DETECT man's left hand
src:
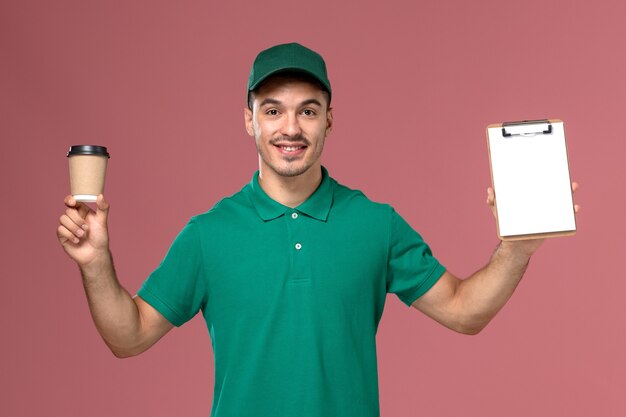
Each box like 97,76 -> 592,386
486,182 -> 580,257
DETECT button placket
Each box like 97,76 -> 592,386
285,210 -> 308,283
291,212 -> 302,251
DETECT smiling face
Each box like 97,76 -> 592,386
244,75 -> 333,179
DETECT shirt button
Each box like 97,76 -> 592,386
295,243 -> 302,250
291,212 -> 298,219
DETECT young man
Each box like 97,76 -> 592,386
57,43 -> 578,417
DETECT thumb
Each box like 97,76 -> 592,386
486,187 -> 495,206
95,194 -> 110,224
487,187 -> 497,218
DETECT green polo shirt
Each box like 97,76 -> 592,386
138,166 -> 446,417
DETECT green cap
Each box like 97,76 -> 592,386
247,43 -> 332,103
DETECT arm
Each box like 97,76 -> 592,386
57,195 -> 173,357
412,242 -> 532,335
412,183 -> 580,335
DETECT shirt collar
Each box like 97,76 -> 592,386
248,166 -> 334,222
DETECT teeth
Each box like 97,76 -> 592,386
281,146 -> 302,152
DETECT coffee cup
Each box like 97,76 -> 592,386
67,145 -> 110,202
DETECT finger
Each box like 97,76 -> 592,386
486,187 -> 495,205
57,224 -> 80,245
77,202 -> 91,219
64,195 -> 77,208
59,213 -> 86,241
64,195 -> 91,219
571,183 -> 580,213
95,194 -> 110,224
65,207 -> 89,231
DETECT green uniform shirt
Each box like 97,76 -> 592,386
138,167 -> 446,417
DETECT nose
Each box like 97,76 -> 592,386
279,112 -> 302,138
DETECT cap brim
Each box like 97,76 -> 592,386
248,66 -> 330,94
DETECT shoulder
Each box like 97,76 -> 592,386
330,176 -> 394,220
189,183 -> 255,228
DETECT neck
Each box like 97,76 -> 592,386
258,164 -> 323,208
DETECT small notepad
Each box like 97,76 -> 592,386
486,119 -> 576,240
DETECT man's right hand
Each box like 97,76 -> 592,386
57,194 -> 174,357
57,194 -> 110,267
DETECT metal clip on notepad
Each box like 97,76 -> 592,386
502,119 -> 553,137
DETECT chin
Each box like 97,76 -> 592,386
274,166 -> 309,177
270,159 -> 318,177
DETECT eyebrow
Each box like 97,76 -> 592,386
259,98 -> 282,107
258,98 -> 323,108
300,99 -> 323,107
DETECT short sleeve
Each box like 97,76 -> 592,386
386,209 -> 446,307
137,219 -> 208,327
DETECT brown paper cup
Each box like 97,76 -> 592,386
67,145 -> 110,202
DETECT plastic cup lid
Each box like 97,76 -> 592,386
67,145 -> 110,158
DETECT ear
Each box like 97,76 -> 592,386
325,107 -> 333,136
244,107 -> 254,137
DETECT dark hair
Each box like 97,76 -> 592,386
247,71 -> 331,110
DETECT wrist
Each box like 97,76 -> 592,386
496,241 -> 535,264
80,250 -> 113,278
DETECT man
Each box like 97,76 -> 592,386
57,43 -> 579,417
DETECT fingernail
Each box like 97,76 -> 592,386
76,229 -> 84,237
73,237 -> 80,244
81,224 -> 88,230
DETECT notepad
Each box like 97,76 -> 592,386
486,119 -> 576,240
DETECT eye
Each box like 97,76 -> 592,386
302,109 -> 316,116
266,109 -> 279,116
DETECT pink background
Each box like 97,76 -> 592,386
2,0 -> 625,416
